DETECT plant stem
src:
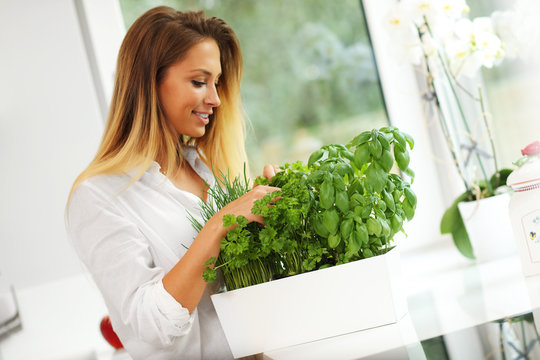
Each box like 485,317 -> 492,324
478,86 -> 499,176
416,24 -> 470,192
423,19 -> 493,194
434,90 -> 471,192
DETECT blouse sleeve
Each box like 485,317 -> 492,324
65,181 -> 195,346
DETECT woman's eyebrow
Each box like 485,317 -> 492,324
189,69 -> 222,77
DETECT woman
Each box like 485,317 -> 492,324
66,6 -> 278,359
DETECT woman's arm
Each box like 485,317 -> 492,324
162,179 -> 279,313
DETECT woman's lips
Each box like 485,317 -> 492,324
193,111 -> 210,125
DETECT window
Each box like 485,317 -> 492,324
467,0 -> 540,170
118,0 -> 389,176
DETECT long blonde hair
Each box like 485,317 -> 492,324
69,7 -> 247,199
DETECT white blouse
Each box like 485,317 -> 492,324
65,147 -> 233,360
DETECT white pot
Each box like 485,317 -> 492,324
211,247 -> 407,358
457,192 -> 517,263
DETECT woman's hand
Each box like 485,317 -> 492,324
213,164 -> 280,238
262,164 -> 279,182
217,184 -> 280,227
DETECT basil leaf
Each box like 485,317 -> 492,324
308,149 -> 324,167
323,208 -> 340,235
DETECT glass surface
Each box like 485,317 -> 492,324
362,309 -> 540,360
420,310 -> 540,360
118,0 -> 388,177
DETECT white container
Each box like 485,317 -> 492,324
508,152 -> 540,276
211,247 -> 407,358
457,192 -> 516,263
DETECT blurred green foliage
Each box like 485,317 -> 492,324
119,0 -> 387,174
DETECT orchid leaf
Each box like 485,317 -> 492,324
441,191 -> 475,259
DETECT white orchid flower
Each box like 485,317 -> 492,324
405,0 -> 437,24
471,17 -> 495,34
445,37 -> 480,76
384,1 -> 415,33
474,31 -> 504,68
446,17 -> 504,77
438,0 -> 470,20
384,3 -> 424,65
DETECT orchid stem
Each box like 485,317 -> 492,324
478,86 -> 499,176
423,18 -> 493,195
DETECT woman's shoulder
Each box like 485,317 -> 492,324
69,172 -> 135,212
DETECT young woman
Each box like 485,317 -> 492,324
66,6 -> 278,359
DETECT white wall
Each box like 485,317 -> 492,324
0,0 -> 120,289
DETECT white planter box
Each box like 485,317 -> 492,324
458,192 -> 517,263
211,247 -> 407,358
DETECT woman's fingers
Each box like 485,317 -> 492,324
262,164 -> 278,181
220,185 -> 280,224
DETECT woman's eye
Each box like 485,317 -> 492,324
192,80 -> 206,87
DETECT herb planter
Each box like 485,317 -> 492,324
457,192 -> 517,263
211,247 -> 406,358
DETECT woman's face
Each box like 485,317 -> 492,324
158,38 -> 222,138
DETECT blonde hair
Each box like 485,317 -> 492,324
69,6 -> 247,200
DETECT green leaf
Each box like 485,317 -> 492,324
333,174 -> 346,191
335,190 -> 350,213
369,138 -> 383,159
402,132 -> 415,150
236,215 -> 248,228
341,149 -> 355,162
203,256 -> 217,266
355,223 -> 369,245
319,179 -> 335,209
328,234 -> 341,249
378,133 -> 391,150
308,149 -> 324,167
452,219 -> 475,259
351,131 -> 371,147
366,162 -> 387,193
328,146 -> 338,158
489,168 -> 513,191
222,214 -> 236,227
383,190 -> 396,213
380,219 -> 391,238
404,167 -> 415,179
353,143 -> 370,168
404,187 -> 417,207
323,209 -> 340,235
390,214 -> 403,234
340,218 -> 354,239
380,149 -> 394,172
203,267 -> 217,282
367,217 -> 382,236
440,192 -> 470,234
402,198 -> 415,221
348,233 -> 362,253
393,131 -> 407,149
312,214 -> 330,238
393,189 -> 402,203
394,147 -> 410,171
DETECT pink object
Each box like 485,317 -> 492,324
521,141 -> 540,156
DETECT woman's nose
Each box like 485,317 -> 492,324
205,85 -> 221,108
